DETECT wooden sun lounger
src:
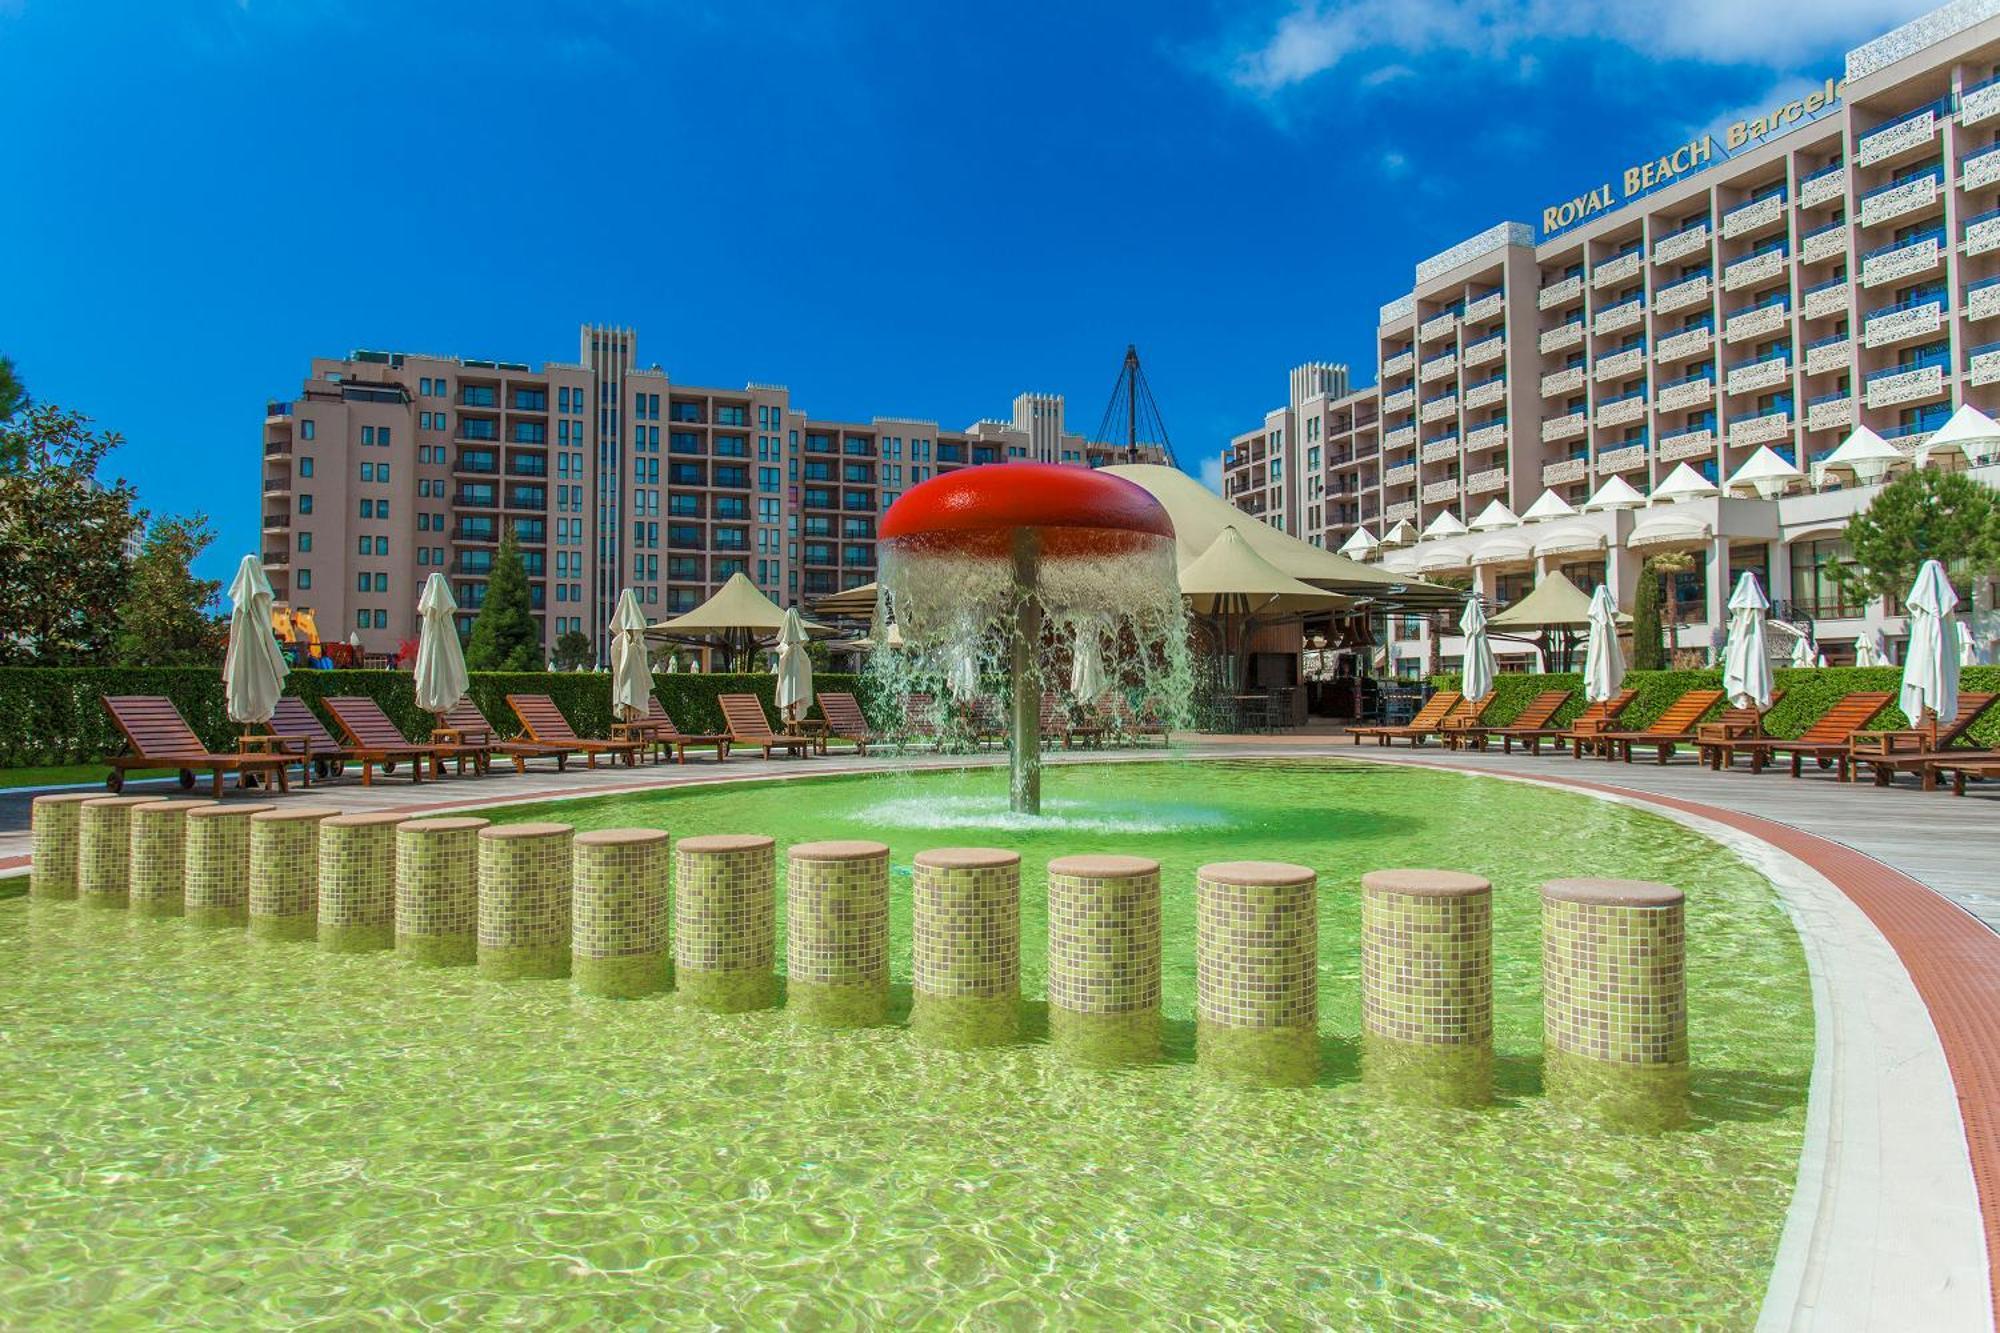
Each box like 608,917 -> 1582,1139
1850,693 -> 1999,788
617,696 -> 731,764
816,691 -> 875,755
1040,692 -> 1104,748
1348,690 -> 1464,747
1926,752 -> 2000,796
1588,689 -> 1726,764
1438,695 -> 1504,751
258,696 -> 353,787
717,693 -> 815,759
1687,693 -> 1786,769
322,696 -> 470,785
1699,692 -> 1894,778
1545,689 -> 1640,757
967,695 -> 1008,747
439,700 -> 577,773
1447,690 -> 1573,753
102,695 -> 290,797
506,694 -> 639,768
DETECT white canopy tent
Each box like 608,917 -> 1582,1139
1468,499 -> 1520,530
1817,425 -> 1906,489
1920,403 -> 2000,470
1582,476 -> 1646,511
1521,489 -> 1580,523
1725,446 -> 1805,499
1652,463 -> 1719,503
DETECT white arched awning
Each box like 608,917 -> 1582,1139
1532,524 -> 1607,558
1416,545 -> 1474,573
1627,511 -> 1713,550
1472,533 -> 1535,566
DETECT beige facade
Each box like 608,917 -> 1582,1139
261,325 -> 1162,655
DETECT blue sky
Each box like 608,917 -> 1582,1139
0,0 -> 1932,583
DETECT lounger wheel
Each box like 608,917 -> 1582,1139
382,759 -> 397,775
313,758 -> 334,780
178,769 -> 197,789
106,770 -> 124,792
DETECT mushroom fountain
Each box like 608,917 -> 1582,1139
875,463 -> 1189,815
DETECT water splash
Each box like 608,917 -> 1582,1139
852,794 -> 1236,836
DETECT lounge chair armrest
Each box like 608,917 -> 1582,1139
1696,721 -> 1755,743
243,732 -> 312,755
1852,729 -> 1927,756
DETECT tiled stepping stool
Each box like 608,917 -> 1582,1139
1541,878 -> 1689,1130
30,793 -> 97,900
395,817 -> 487,966
572,828 -> 670,998
672,834 -> 777,1013
1196,861 -> 1319,1087
911,847 -> 1021,1049
249,806 -> 340,941
1360,868 -> 1494,1106
476,822 -> 574,980
786,840 -> 891,1027
183,803 -> 274,927
78,796 -> 167,909
1046,854 -> 1162,1066
129,800 -> 217,918
318,812 -> 407,953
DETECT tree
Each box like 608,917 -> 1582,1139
0,406 -> 143,665
463,526 -> 542,671
1833,469 -> 2000,603
1647,550 -> 1695,665
553,628 -> 594,670
1631,559 -> 1666,670
115,513 -> 226,666
0,357 -> 30,471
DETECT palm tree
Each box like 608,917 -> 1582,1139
1646,550 -> 1696,666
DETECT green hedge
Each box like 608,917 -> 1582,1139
1430,665 -> 2000,745
0,668 -> 866,767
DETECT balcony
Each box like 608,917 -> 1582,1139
263,437 -> 292,457
1721,192 -> 1785,239
1420,436 -> 1461,463
1593,346 -> 1646,383
1463,334 -> 1505,367
1864,362 -> 1945,409
1722,244 -> 1787,291
1860,230 -> 1942,287
1539,320 -> 1585,354
1657,374 -> 1715,412
1541,412 -> 1587,443
1653,221 -> 1710,265
1463,375 -> 1506,409
1965,72 -> 2000,127
1656,323 -> 1714,362
1381,350 -> 1415,377
1971,340 -> 2000,386
1467,466 -> 1508,494
1966,141 -> 2000,192
1419,352 -> 1459,383
1592,297 -> 1644,335
1804,335 -> 1853,375
1799,162 -> 1846,209
1465,421 -> 1507,452
1660,427 -> 1717,462
1541,366 -> 1585,397
1855,98 -> 1946,167
1383,425 -> 1417,451
1419,310 -> 1458,342
1806,394 -> 1855,431
1464,290 -> 1505,323
261,512 -> 291,530
1421,478 -> 1461,503
262,549 -> 289,566
1537,274 -> 1582,310
1967,207 -> 2000,257
1597,391 -> 1647,427
1382,387 -> 1416,413
1542,457 -> 1587,485
1862,295 -> 1944,348
1800,220 -> 1848,266
1384,500 -> 1417,523
1969,276 -> 2000,323
1728,409 -> 1793,447
1592,249 -> 1643,290
1597,442 -> 1649,473
262,476 -> 292,494
1726,352 -> 1791,396
1654,272 -> 1712,313
1723,298 -> 1789,345
1384,461 -> 1418,486
1418,393 -> 1459,423
1801,277 -> 1849,320
1859,169 -> 1942,228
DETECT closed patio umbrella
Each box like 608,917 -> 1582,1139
1900,559 -> 1960,732
1959,619 -> 1980,668
947,645 -> 980,701
1789,631 -> 1824,669
1723,572 -> 1774,710
1069,621 -> 1108,703
413,572 -> 469,718
1583,585 -> 1626,703
1854,630 -> 1887,668
774,606 -> 814,723
610,588 -> 653,723
224,554 -> 288,725
1458,597 -> 1496,703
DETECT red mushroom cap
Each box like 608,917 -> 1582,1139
882,463 -> 1174,554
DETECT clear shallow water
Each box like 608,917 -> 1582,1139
0,760 -> 1811,1327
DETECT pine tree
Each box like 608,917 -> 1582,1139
463,526 -> 543,671
115,513 -> 225,665
553,628 -> 593,670
1833,469 -> 2000,602
1631,561 -> 1665,671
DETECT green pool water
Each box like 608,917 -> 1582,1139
0,759 -> 1812,1327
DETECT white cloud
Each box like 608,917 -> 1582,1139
1197,454 -> 1225,494
1223,0 -> 1937,95
1379,150 -> 1409,177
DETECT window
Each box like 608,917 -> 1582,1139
297,569 -> 312,590
374,536 -> 388,556
300,420 -> 316,441
373,609 -> 388,629
362,427 -> 374,446
360,463 -> 375,482
298,494 -> 313,514
356,609 -> 370,629
359,500 -> 374,519
357,572 -> 372,591
299,457 -> 314,478
298,531 -> 312,553
378,427 -> 391,447
1789,539 -> 1863,618
358,536 -> 372,556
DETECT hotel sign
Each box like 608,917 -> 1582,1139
1540,76 -> 1846,237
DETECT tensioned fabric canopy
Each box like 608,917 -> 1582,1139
648,572 -> 831,640
808,581 -> 881,621
1627,511 -> 1713,549
1471,533 -> 1534,566
1487,570 -> 1617,631
1532,524 -> 1607,558
1177,525 -> 1348,617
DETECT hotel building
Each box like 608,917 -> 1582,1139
259,325 -> 1161,655
1223,1 -> 2000,669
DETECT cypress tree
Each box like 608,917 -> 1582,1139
464,526 -> 542,672
1630,561 -> 1665,671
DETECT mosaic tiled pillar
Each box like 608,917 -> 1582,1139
477,822 -> 574,980
29,793 -> 95,900
395,817 -> 488,966
248,806 -> 340,941
182,804 -> 273,926
1360,868 -> 1494,1107
1541,878 -> 1690,1130
786,840 -> 890,1027
317,812 -> 405,953
1195,861 -> 1319,1087
673,834 -> 777,1012
1046,854 -> 1162,1066
129,800 -> 215,918
910,847 -> 1021,1048
78,796 -> 165,909
572,828 -> 670,998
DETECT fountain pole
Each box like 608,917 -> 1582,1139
1010,528 -> 1043,815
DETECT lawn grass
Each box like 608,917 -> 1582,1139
0,763 -> 169,790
